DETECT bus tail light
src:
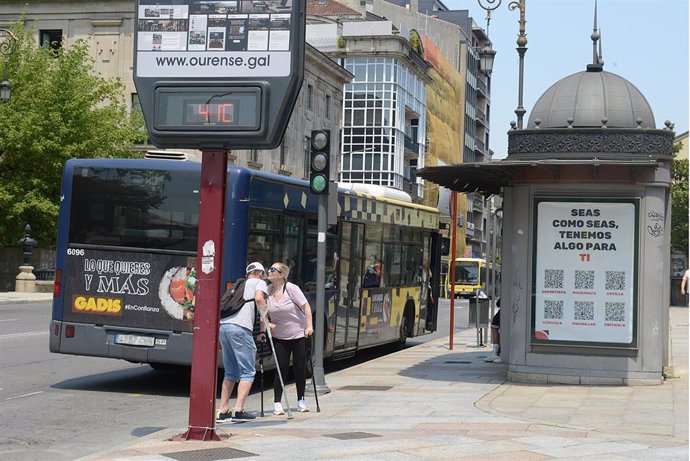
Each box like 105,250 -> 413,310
53,269 -> 62,297
65,324 -> 75,338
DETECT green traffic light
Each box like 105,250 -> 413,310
311,174 -> 327,193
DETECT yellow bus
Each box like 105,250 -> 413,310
447,257 -> 488,298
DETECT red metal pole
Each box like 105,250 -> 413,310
449,191 -> 457,350
180,149 -> 227,441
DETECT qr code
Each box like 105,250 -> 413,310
574,301 -> 595,320
544,269 -> 564,288
574,270 -> 595,289
605,302 -> 626,322
544,300 -> 564,319
605,271 -> 626,290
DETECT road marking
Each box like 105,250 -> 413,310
0,318 -> 18,322
0,331 -> 49,340
5,391 -> 43,400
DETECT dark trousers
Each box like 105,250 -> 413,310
272,336 -> 307,403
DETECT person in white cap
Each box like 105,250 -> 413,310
216,262 -> 268,423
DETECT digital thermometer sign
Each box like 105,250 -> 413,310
154,88 -> 261,131
133,0 -> 305,149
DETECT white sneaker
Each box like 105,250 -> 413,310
273,402 -> 285,415
297,399 -> 310,412
484,355 -> 498,362
493,357 -> 503,363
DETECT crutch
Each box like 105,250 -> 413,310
257,306 -> 294,419
306,338 -> 321,412
258,339 -> 265,417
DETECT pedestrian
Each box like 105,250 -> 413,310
681,269 -> 690,304
216,262 -> 268,423
363,255 -> 382,287
265,261 -> 314,415
484,297 -> 501,363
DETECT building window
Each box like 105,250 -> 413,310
304,135 -> 310,178
325,94 -> 331,119
279,138 -> 287,166
40,30 -> 63,52
307,84 -> 313,111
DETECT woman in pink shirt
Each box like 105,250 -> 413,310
266,261 -> 313,415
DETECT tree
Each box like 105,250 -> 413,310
671,141 -> 688,255
0,22 -> 146,247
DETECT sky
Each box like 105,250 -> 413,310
444,0 -> 689,158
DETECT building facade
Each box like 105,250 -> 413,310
0,0 -> 351,181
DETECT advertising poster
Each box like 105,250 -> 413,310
532,199 -> 638,346
62,248 -> 197,333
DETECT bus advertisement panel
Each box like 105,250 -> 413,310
62,248 -> 196,332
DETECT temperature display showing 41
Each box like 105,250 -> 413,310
185,101 -> 237,126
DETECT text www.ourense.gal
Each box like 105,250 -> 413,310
154,55 -> 271,69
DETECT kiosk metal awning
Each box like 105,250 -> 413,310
416,158 -> 664,196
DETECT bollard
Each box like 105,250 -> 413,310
15,224 -> 37,293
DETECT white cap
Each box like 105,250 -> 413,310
246,262 -> 265,275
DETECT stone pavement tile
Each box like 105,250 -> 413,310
546,455 -> 634,461
523,425 -> 591,437
531,394 -> 588,408
456,450 -> 552,461
531,441 -> 655,458
328,451 -> 420,461
623,446 -> 690,460
315,436 -> 439,458
512,435 -> 596,448
442,423 -> 533,432
610,422 -> 675,437
401,440 -> 537,459
574,404 -> 626,417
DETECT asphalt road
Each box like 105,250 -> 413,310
0,298 -> 471,460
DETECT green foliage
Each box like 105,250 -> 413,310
0,22 -> 146,247
409,32 -> 422,54
336,35 -> 346,49
671,141 -> 688,254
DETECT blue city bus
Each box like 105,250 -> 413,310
49,158 -> 441,369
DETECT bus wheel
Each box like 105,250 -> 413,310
397,316 -> 408,349
398,307 -> 413,349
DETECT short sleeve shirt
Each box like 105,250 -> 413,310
268,282 -> 308,340
221,277 -> 268,331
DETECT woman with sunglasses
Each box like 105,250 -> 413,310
266,262 -> 313,415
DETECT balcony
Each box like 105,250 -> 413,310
475,107 -> 487,127
474,137 -> 485,153
473,195 -> 485,209
404,135 -> 420,157
476,77 -> 487,97
402,177 -> 422,201
408,49 -> 430,75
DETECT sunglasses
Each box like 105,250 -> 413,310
267,267 -> 282,274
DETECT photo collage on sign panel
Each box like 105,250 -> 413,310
137,1 -> 293,52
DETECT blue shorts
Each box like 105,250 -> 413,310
219,323 -> 256,382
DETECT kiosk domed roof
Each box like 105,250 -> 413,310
527,69 -> 656,129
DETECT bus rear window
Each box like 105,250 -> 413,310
68,167 -> 199,252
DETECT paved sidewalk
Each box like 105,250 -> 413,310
83,307 -> 688,461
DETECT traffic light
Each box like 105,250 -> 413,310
310,129 -> 330,194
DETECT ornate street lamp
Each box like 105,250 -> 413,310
477,0 -> 527,128
479,45 -> 496,76
0,28 -> 18,102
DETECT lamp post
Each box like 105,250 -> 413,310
477,0 -> 527,128
0,28 -> 17,102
